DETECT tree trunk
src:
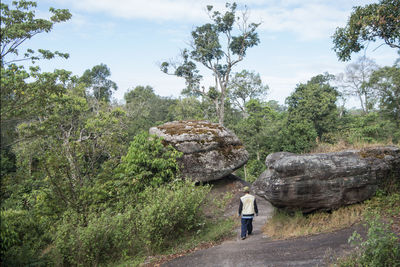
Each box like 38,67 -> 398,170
244,164 -> 247,181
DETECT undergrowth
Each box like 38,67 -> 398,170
333,191 -> 400,267
262,204 -> 365,240
310,140 -> 396,153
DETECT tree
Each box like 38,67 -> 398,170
0,0 -> 71,65
228,69 -> 268,116
80,63 -> 117,103
332,0 -> 400,61
369,65 -> 400,126
168,97 -> 205,121
161,2 -> 260,125
337,56 -> 379,114
1,0 -> 71,179
124,85 -> 176,135
286,73 -> 339,140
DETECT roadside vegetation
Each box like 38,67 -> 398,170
1,0 -> 399,266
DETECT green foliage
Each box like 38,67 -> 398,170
52,181 -> 211,265
124,85 -> 176,135
135,181 -> 211,252
332,0 -> 400,61
337,192 -> 400,267
338,112 -> 399,143
369,65 -> 400,126
228,69 -> 269,115
0,209 -> 51,266
286,73 -> 339,140
0,0 -> 72,65
346,213 -> 400,267
80,63 -> 117,103
161,2 -> 260,124
53,209 -> 134,266
118,132 -> 182,193
236,159 -> 266,183
232,99 -> 283,158
168,96 -> 206,121
281,119 -> 318,153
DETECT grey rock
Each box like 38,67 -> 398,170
149,120 -> 249,182
253,146 -> 400,212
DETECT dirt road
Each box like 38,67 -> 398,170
163,194 -> 361,267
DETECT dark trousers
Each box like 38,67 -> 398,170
241,217 -> 253,238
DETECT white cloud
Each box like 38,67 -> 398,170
49,0 -> 376,41
252,3 -> 348,40
52,0 -> 230,21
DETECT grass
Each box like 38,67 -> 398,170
310,140 -> 395,153
262,204 -> 365,240
263,191 -> 400,241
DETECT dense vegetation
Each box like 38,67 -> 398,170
1,0 -> 399,266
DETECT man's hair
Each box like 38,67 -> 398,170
243,186 -> 250,193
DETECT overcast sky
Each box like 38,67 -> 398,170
8,0 -> 399,107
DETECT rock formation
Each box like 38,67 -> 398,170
253,146 -> 400,212
149,120 -> 249,182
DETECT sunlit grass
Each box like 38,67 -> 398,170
263,191 -> 400,241
310,140 -> 395,153
262,204 -> 365,240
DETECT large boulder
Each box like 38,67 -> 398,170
253,146 -> 400,212
149,120 -> 249,182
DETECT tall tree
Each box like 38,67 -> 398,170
161,2 -> 260,125
337,56 -> 379,114
0,0 -> 71,65
228,69 -> 269,116
1,0 -> 71,178
369,65 -> 400,126
80,63 -> 117,103
332,0 -> 400,61
286,73 -> 339,140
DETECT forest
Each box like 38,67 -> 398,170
1,0 -> 399,266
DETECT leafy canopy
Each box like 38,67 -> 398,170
0,0 -> 72,65
332,0 -> 400,61
161,2 -> 260,125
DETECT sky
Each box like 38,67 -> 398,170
6,0 -> 399,107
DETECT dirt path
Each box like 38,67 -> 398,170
163,193 -> 362,267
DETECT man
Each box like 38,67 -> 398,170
238,186 -> 258,240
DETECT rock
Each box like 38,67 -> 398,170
149,120 -> 249,182
253,146 -> 400,212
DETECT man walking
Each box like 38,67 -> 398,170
238,186 -> 258,240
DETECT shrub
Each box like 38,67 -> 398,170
347,213 -> 400,267
135,181 -> 211,252
52,181 -> 211,265
0,209 -> 51,266
117,132 -> 182,193
52,209 -> 135,266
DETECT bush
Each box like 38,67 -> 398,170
346,213 -> 400,267
53,209 -> 135,266
0,209 -> 51,266
135,181 -> 211,252
52,181 -> 211,265
281,119 -> 318,153
118,132 -> 182,193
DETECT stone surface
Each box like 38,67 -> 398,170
149,120 -> 249,182
253,146 -> 400,212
